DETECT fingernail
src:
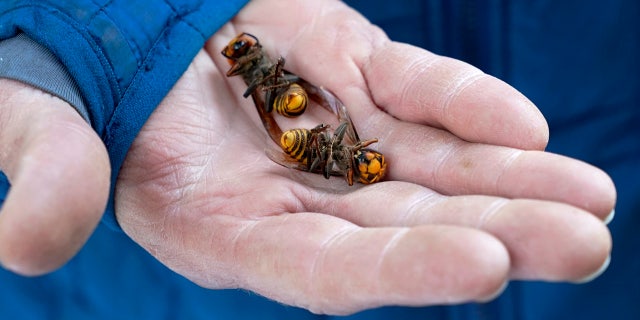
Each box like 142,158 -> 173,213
604,209 -> 615,225
478,280 -> 509,302
573,255 -> 611,284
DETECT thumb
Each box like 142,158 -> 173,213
0,79 -> 110,276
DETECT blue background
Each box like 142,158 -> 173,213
1,0 -> 638,319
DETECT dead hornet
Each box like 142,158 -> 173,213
221,32 -> 307,118
268,89 -> 387,185
222,32 -> 387,185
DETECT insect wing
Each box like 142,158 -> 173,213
248,86 -> 284,146
321,88 -> 361,144
297,80 -> 361,143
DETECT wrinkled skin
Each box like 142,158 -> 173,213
0,0 -> 615,315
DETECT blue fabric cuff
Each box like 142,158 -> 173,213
0,33 -> 89,122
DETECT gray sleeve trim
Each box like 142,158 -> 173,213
0,33 -> 89,123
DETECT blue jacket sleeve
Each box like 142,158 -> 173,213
0,0 -> 248,229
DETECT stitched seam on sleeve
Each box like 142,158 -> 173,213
162,0 -> 207,39
1,3 -> 122,102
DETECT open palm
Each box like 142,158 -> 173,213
0,0 -> 614,315
114,0 -> 615,314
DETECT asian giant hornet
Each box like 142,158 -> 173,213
277,122 -> 386,185
222,32 -> 387,185
221,32 -> 307,118
268,89 -> 387,186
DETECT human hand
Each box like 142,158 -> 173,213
0,79 -> 110,275
114,0 -> 615,314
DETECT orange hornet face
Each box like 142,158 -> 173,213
354,149 -> 387,184
221,32 -> 259,64
221,32 -> 263,77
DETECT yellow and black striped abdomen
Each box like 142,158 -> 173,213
274,83 -> 308,117
280,128 -> 311,162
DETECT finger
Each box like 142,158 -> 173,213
257,19 -> 548,151
232,215 -> 508,314
365,118 -> 615,218
360,41 -> 549,151
147,212 -> 509,315
302,182 -> 612,282
0,79 -> 110,275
